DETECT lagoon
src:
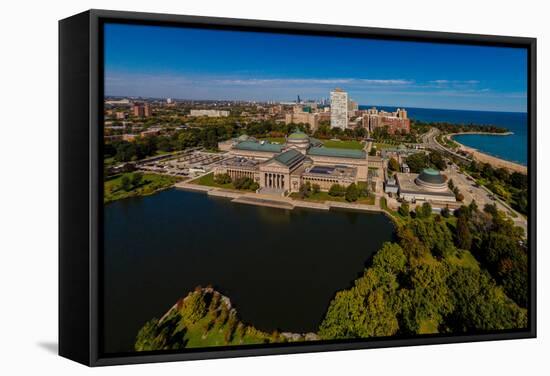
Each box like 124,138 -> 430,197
103,189 -> 395,353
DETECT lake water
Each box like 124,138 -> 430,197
361,105 -> 528,165
103,189 -> 395,353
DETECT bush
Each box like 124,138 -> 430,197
398,202 -> 410,217
388,157 -> 400,171
233,177 -> 258,190
214,173 -> 232,185
416,202 -> 432,218
121,175 -> 131,191
131,172 -> 143,187
329,184 -> 346,197
345,183 -> 359,202
298,182 -> 312,198
312,183 -> 321,194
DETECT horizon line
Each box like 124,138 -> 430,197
104,94 -> 527,114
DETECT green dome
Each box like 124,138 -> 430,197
417,168 -> 446,185
288,131 -> 309,140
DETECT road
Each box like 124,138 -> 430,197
423,128 -> 472,163
420,128 -> 527,234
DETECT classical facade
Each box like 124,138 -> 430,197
215,131 -> 377,195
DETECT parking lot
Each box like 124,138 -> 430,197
139,151 -> 228,177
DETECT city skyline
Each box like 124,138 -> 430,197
105,23 -> 528,112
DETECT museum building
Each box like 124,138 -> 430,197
394,168 -> 457,203
215,131 -> 382,194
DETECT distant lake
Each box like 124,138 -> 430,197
103,189 -> 395,353
361,105 -> 528,166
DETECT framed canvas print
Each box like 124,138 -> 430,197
59,9 -> 536,366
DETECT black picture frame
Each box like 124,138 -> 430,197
59,9 -> 537,367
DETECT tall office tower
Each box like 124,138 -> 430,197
143,103 -> 152,117
397,108 -> 408,119
330,88 -> 348,129
132,103 -> 145,117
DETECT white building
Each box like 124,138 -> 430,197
190,109 -> 230,117
330,88 -> 348,129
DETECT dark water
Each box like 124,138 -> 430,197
103,189 -> 395,353
361,105 -> 528,165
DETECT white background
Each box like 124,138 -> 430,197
0,0 -> 547,374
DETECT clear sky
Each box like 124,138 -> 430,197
104,23 -> 527,112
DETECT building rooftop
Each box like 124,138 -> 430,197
396,173 -> 455,197
417,168 -> 446,185
304,165 -> 357,179
309,137 -> 324,147
233,140 -> 283,153
220,157 -> 260,169
288,131 -> 309,140
273,149 -> 305,167
307,147 -> 366,160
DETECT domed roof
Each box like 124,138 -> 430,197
288,130 -> 309,140
237,134 -> 249,141
417,168 -> 446,185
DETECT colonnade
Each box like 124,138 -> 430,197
264,172 -> 286,189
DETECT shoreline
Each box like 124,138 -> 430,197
175,181 -> 396,219
446,132 -> 527,174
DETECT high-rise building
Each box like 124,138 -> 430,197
166,98 -> 173,104
132,103 -> 152,117
330,88 -> 348,129
363,107 -> 410,134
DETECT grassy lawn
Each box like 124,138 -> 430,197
182,312 -> 272,348
322,139 -> 364,150
290,191 -> 375,205
104,172 -> 180,204
190,173 -> 258,192
447,250 -> 480,270
257,137 -> 286,144
190,172 -> 235,189
104,157 -> 115,167
372,142 -> 395,150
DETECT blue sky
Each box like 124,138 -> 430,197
104,23 -> 527,112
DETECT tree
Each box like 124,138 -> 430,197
298,181 -> 312,198
456,192 -> 464,202
130,172 -> 143,187
318,267 -> 399,340
447,268 -> 527,332
214,173 -> 232,185
448,179 -> 455,191
233,177 -> 258,190
441,206 -> 450,218
345,183 -> 359,202
329,184 -> 345,197
429,151 -> 447,171
416,202 -> 432,218
388,157 -> 400,172
372,242 -> 407,274
406,153 -> 430,173
455,215 -> 473,250
398,202 -> 410,217
121,175 -> 131,191
312,183 -> 321,194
